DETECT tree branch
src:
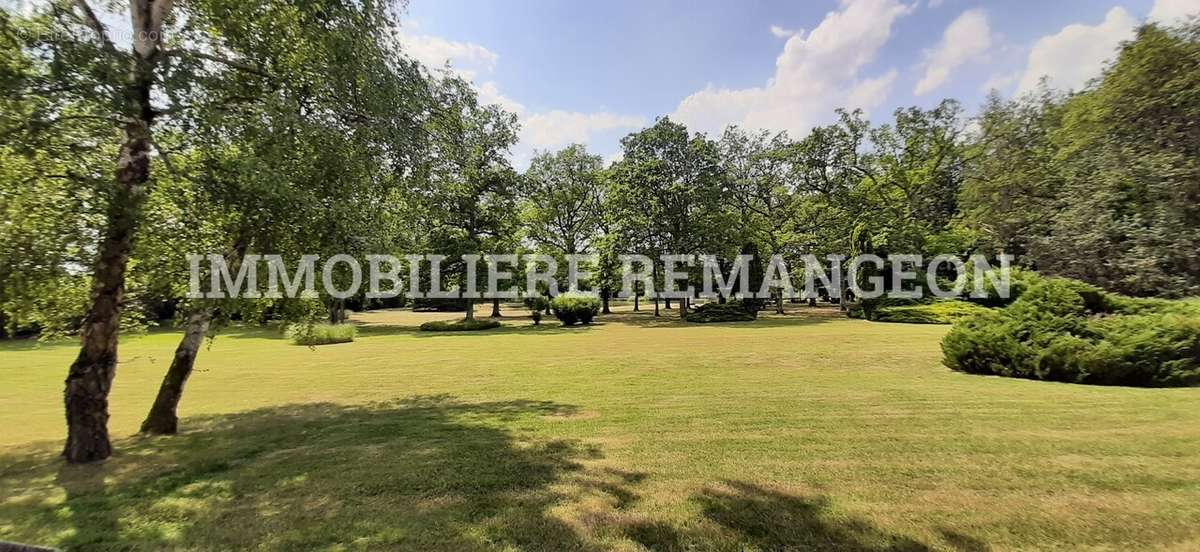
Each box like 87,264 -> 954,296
71,0 -> 118,55
164,49 -> 271,78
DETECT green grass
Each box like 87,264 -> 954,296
1,304 -> 1199,550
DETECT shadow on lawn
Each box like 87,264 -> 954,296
0,396 -> 609,550
621,480 -> 932,552
0,397 -> 944,551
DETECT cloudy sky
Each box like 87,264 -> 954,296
397,0 -> 1195,167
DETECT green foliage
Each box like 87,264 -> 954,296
942,278 -> 1200,387
955,267 -> 1039,308
286,323 -> 356,346
419,319 -> 501,332
872,300 -> 992,325
961,22 -> 1200,298
550,293 -> 601,326
523,296 -> 550,313
684,301 -> 758,323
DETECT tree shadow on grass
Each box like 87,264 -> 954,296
624,480 -> 931,552
0,396 -> 623,551
601,310 -> 842,330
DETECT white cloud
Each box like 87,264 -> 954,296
398,32 -> 498,81
980,71 -> 1019,93
520,111 -> 646,150
1015,7 -> 1137,95
1150,0 -> 1197,24
914,9 -> 991,95
769,25 -> 797,39
397,29 -> 642,164
673,0 -> 913,137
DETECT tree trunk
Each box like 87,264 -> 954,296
634,292 -> 640,312
64,102 -> 155,463
653,297 -> 660,317
665,298 -> 672,310
680,297 -> 689,318
140,308 -> 212,435
490,297 -> 501,318
464,298 -> 475,321
63,0 -> 177,462
776,293 -> 784,314
601,289 -> 611,314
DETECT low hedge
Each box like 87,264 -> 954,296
419,319 -> 501,332
551,293 -> 601,325
872,300 -> 992,325
685,300 -> 757,323
286,323 -> 357,346
942,277 -> 1200,387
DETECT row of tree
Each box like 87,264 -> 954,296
0,1 -> 1196,463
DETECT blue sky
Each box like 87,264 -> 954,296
396,0 -> 1194,167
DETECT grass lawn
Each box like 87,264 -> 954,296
1,305 -> 1198,551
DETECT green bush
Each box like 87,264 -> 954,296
550,293 -> 601,326
872,300 -> 992,324
286,323 -> 356,346
418,318 -> 501,332
942,278 -> 1200,387
954,267 -> 1039,308
685,300 -> 757,323
850,296 -> 928,320
524,296 -> 550,313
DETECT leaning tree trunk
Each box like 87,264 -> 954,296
139,237 -> 246,436
490,298 -> 501,318
140,308 -> 212,434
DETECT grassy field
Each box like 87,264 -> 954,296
1,305 -> 1198,551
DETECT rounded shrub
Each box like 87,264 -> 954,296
550,293 -> 601,326
942,277 -> 1200,387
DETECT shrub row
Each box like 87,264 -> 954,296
419,319 -> 501,332
286,323 -> 357,346
942,277 -> 1200,387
